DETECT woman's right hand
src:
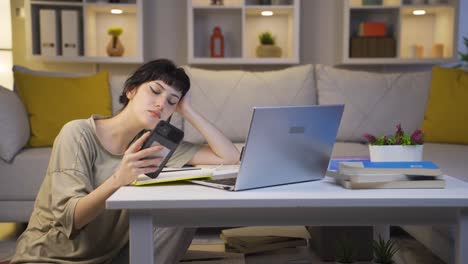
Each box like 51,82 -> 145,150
113,131 -> 164,187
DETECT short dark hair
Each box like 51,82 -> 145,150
119,59 -> 190,107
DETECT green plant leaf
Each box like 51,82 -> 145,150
372,235 -> 399,264
258,31 -> 275,45
336,236 -> 355,262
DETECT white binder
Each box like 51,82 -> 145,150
61,10 -> 79,56
39,9 -> 57,56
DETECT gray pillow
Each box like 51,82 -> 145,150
0,85 -> 30,162
316,64 -> 432,142
182,64 -> 316,143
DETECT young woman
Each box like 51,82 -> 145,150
11,59 -> 240,264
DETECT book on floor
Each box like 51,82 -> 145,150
221,226 -> 311,239
220,234 -> 294,248
224,237 -> 307,254
220,226 -> 310,254
132,167 -> 213,186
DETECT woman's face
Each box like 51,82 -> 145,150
127,80 -> 182,129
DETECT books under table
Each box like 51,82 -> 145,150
220,226 -> 310,254
334,161 -> 445,189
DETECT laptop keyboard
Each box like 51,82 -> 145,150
203,177 -> 237,186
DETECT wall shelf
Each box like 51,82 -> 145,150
338,0 -> 459,65
188,0 -> 300,65
25,0 -> 144,63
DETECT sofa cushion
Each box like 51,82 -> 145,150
0,148 -> 51,201
13,70 -> 112,147
183,64 -> 316,143
13,65 -> 122,116
0,86 -> 30,162
422,67 -> 468,144
316,64 -> 431,142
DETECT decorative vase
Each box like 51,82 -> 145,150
106,36 -> 124,57
369,145 -> 424,162
256,44 -> 282,58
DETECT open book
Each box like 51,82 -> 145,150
132,167 -> 213,186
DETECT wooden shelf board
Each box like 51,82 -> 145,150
189,57 -> 299,65
340,57 -> 457,65
31,55 -> 144,64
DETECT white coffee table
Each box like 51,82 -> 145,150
106,175 -> 468,264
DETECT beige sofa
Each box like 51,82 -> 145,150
1,64 -> 466,262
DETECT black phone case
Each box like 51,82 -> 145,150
140,120 -> 184,178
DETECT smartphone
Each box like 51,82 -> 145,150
139,120 -> 184,178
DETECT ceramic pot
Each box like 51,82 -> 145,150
106,36 -> 124,57
256,45 -> 282,57
369,145 -> 423,162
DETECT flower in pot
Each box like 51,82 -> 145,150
335,236 -> 356,263
372,235 -> 399,264
106,26 -> 124,57
362,123 -> 424,162
256,31 -> 282,58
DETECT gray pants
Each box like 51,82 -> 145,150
112,227 -> 197,264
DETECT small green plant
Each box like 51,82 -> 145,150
362,123 -> 423,146
335,236 -> 356,263
458,36 -> 468,66
107,27 -> 123,37
372,236 -> 399,264
258,31 -> 275,45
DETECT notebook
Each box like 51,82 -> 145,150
189,105 -> 344,191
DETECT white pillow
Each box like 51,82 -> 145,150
182,64 -> 316,143
0,85 -> 30,162
316,64 -> 432,142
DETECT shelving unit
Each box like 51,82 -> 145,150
188,0 -> 300,65
338,0 -> 459,65
25,0 -> 144,63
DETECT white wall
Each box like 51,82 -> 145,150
0,0 -> 12,50
459,0 -> 468,54
0,0 -> 13,89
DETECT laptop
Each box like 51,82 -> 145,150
189,105 -> 344,191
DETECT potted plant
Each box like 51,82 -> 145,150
372,236 -> 399,264
256,31 -> 282,58
335,236 -> 356,263
106,26 -> 124,57
362,123 -> 424,162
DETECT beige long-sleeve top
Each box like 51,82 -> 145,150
12,116 -> 201,264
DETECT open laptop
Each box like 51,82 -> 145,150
189,105 -> 344,191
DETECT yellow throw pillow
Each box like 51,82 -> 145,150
422,67 -> 468,144
14,71 -> 112,147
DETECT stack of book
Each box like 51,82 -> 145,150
350,37 -> 396,58
334,160 -> 445,189
220,226 -> 309,254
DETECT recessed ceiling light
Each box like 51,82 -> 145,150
111,9 -> 123,14
261,11 -> 273,16
413,9 -> 426,15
